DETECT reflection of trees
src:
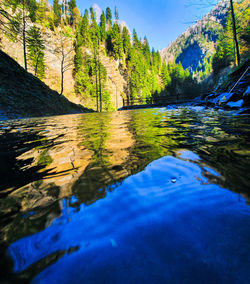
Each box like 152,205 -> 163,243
0,122 -> 71,243
72,112 -> 135,205
1,108 -> 249,251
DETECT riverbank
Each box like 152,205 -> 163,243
0,50 -> 94,121
119,59 -> 250,113
196,59 -> 250,113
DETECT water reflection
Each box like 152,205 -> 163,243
0,108 -> 250,283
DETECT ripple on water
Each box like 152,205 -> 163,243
7,155 -> 250,284
1,108 -> 250,284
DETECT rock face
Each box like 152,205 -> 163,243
0,26 -> 126,110
0,50 -> 93,120
198,58 -> 250,112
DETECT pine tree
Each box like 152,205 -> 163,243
122,26 -> 131,55
90,7 -> 100,45
111,22 -> 123,60
68,0 -> 76,13
106,7 -> 112,26
36,0 -> 48,22
77,9 -> 91,47
161,62 -> 171,87
100,11 -> 106,41
142,37 -> 151,65
53,0 -> 61,26
115,6 -> 119,21
28,0 -> 37,22
132,29 -> 141,50
26,25 -> 45,78
68,0 -> 76,24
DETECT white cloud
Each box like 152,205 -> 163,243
117,20 -> 131,34
92,3 -> 102,23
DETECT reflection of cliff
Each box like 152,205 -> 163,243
72,112 -> 135,205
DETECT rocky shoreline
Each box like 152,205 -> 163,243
195,59 -> 250,114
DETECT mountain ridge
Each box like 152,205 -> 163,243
160,0 -> 230,77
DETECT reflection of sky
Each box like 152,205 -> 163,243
8,156 -> 250,284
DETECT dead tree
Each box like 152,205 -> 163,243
54,33 -> 74,95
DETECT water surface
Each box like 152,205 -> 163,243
0,107 -> 249,283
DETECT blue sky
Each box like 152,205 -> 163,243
75,0 -> 218,51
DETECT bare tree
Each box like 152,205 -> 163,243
53,33 -> 74,95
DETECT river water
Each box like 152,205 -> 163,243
0,107 -> 249,283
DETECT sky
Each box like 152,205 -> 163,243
75,0 -> 218,51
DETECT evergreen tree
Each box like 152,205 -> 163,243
68,0 -> 76,13
53,0 -> 61,26
68,0 -> 76,24
77,9 -> 91,47
90,7 -> 100,45
142,37 -> 151,65
122,26 -> 131,55
111,22 -> 123,60
28,0 -> 37,22
36,0 -> 48,23
132,29 -> 141,50
161,62 -> 171,87
115,6 -> 119,21
26,25 -> 45,78
99,11 -> 106,41
106,7 -> 112,26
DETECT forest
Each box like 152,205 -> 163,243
0,0 -> 249,111
0,0 -> 199,111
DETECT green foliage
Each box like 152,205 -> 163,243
122,26 -> 131,55
99,11 -> 106,41
68,0 -> 76,14
26,26 -> 45,78
142,37 -> 151,65
212,0 -> 250,74
36,0 -> 48,23
53,0 -> 61,26
110,23 -> 123,60
27,0 -> 37,22
77,9 -> 91,47
89,7 -> 100,46
2,1 -> 202,110
132,29 -> 141,50
106,7 -> 112,26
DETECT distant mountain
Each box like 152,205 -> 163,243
160,0 -> 230,77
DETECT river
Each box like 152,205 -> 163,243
0,106 -> 249,283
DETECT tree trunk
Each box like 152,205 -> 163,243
95,60 -> 99,112
94,48 -> 99,112
22,0 -> 27,71
60,56 -> 64,95
98,42 -> 102,112
230,0 -> 240,65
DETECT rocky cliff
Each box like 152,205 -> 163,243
160,0 -> 230,75
0,50 -> 93,120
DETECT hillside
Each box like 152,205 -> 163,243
160,0 -> 230,78
0,50 -> 93,120
0,1 -> 201,111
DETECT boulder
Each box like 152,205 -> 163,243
211,92 -> 232,105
